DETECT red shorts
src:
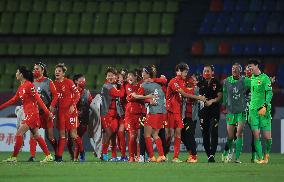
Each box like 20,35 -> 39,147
144,113 -> 166,129
39,112 -> 54,129
118,116 -> 125,125
125,113 -> 141,131
21,113 -> 40,129
167,112 -> 184,129
101,115 -> 118,133
57,108 -> 79,131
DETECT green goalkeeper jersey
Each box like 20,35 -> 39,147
249,73 -> 273,110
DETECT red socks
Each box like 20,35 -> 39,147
117,131 -> 126,157
36,136 -> 50,156
102,142 -> 109,155
155,138 -> 164,156
29,137 -> 37,157
173,137 -> 181,159
12,136 -> 23,157
57,137 -> 66,157
145,137 -> 154,158
74,137 -> 84,153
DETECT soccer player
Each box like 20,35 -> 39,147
0,66 -> 53,163
166,63 -> 206,163
131,66 -> 167,162
54,63 -> 85,162
66,74 -> 93,161
100,67 -> 125,161
125,70 -> 144,162
28,62 -> 58,162
198,65 -> 222,162
247,59 -> 273,164
222,63 -> 251,163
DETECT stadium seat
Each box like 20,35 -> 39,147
139,1 -> 152,13
19,0 -> 32,12
8,43 -> 21,55
21,43 -> 34,55
5,63 -> 17,75
99,2 -> 111,13
231,43 -> 244,55
39,13 -> 54,34
0,74 -> 13,90
250,0 -> 263,11
61,43 -> 75,55
75,43 -> 88,55
73,64 -> 87,75
102,43 -> 116,55
0,12 -> 14,34
199,22 -> 212,34
59,1 -> 72,13
239,22 -> 252,34
116,43 -> 129,55
204,41 -> 218,55
161,13 -> 175,35
73,1 -> 85,13
129,42 -> 142,55
120,13 -> 134,35
53,13 -> 67,34
6,0 -> 18,12
87,64 -> 101,76
191,41 -> 204,55
216,12 -> 230,24
33,0 -> 45,12
0,1 -> 6,12
235,0 -> 249,11
66,13 -> 80,34
166,1 -> 179,12
152,1 -> 166,13
143,42 -> 156,55
34,43 -> 48,55
271,42 -> 284,55
244,43 -> 258,55
26,12 -> 40,34
126,2 -> 138,13
112,2 -> 125,13
226,21 -> 239,34
276,0 -> 284,11
12,12 -> 27,34
106,13 -> 120,35
89,43 -> 102,55
0,43 -> 7,55
148,13 -> 161,35
252,21 -> 266,34
80,13 -> 93,35
156,43 -> 169,55
223,0 -> 235,11
48,43 -> 61,55
230,12 -> 243,24
46,0 -> 59,12
134,13 -> 147,35
218,41 -> 230,55
210,0 -> 223,12
258,43 -> 271,55
212,22 -> 226,34
93,13 -> 107,35
266,21 -> 279,34
262,0 -> 276,11
86,1 -> 98,13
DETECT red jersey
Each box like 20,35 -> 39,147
0,80 -> 49,115
166,75 -> 186,113
54,78 -> 80,109
153,77 -> 167,93
125,82 -> 143,114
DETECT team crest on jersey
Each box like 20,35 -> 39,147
174,82 -> 180,88
128,88 -> 132,92
31,87 -> 36,92
258,80 -> 261,85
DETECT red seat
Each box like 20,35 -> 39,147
210,0 -> 223,12
218,41 -> 231,55
191,41 -> 204,55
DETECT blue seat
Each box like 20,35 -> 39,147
230,12 -> 243,23
189,64 -> 197,75
226,21 -> 239,34
266,21 -> 279,34
204,41 -> 218,55
276,0 -> 284,11
223,0 -> 236,11
255,12 -> 269,23
258,43 -> 271,55
250,0 -> 262,11
222,64 -> 232,76
203,12 -> 218,24
231,43 -> 244,55
216,12 -> 230,24
280,21 -> 284,33
199,22 -> 212,34
244,43 -> 258,55
243,12 -> 256,23
252,21 -> 266,34
239,22 -> 252,34
235,0 -> 249,11
271,42 -> 284,55
212,64 -> 222,76
212,22 -> 226,34
195,64 -> 204,75
262,0 -> 276,11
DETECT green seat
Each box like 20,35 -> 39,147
0,62 -> 5,74
19,0 -> 32,12
130,42 -> 142,55
5,63 -> 18,75
39,13 -> 54,34
0,43 -> 7,55
66,13 -> 79,34
156,43 -> 170,55
112,2 -> 125,13
79,13 -> 93,35
116,43 -> 129,55
134,13 -> 147,35
33,0 -> 45,12
46,0 -> 59,12
75,43 -> 88,55
53,13 -> 67,34
120,13 -> 134,35
85,73 -> 96,89
34,43 -> 48,55
61,43 -> 75,55
148,13 -> 160,35
21,43 -> 34,55
59,1 -> 72,13
102,43 -> 116,55
166,1 -> 179,12
86,1 -> 98,13
161,14 -> 175,35
95,73 -> 106,89
106,13 -> 120,35
99,2 -> 111,12
13,12 -> 27,34
93,13 -> 107,35
8,43 -> 21,55
143,42 -> 156,55
6,0 -> 18,12
152,1 -> 165,12
86,64 -> 101,75
139,1 -> 152,12
126,2 -> 138,13
73,1 -> 85,13
48,43 -> 61,55
0,75 -> 13,90
0,1 -> 6,12
0,12 -> 14,34
26,12 -> 40,34
73,64 -> 87,74
89,43 -> 102,55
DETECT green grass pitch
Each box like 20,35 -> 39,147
0,152 -> 284,182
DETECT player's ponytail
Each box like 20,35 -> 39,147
18,66 -> 34,82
